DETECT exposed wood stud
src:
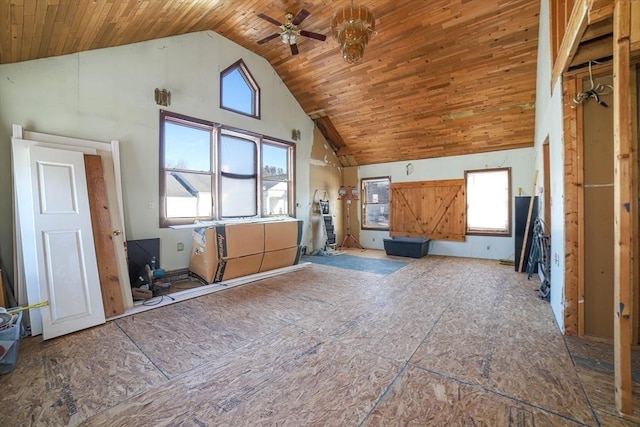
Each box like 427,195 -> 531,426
563,77 -> 581,337
518,170 -> 538,273
552,0 -> 592,88
84,154 -> 125,318
612,0 -> 633,415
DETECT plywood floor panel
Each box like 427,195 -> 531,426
216,279 -> 333,323
0,254 -> 637,425
0,322 -> 166,427
115,293 -> 289,378
80,325 -> 401,427
364,366 -> 587,426
565,335 -> 640,420
251,264 -> 383,306
409,265 -> 596,424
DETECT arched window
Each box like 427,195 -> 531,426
220,59 -> 260,118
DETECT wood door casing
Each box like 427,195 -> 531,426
389,179 -> 466,242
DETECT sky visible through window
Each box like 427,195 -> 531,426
262,144 -> 288,176
222,68 -> 253,115
165,122 -> 287,173
164,122 -> 210,172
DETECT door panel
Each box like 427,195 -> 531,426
390,179 -> 466,242
31,146 -> 105,339
84,154 -> 125,317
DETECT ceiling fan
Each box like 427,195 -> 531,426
257,9 -> 327,55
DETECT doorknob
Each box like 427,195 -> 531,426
112,230 -> 122,236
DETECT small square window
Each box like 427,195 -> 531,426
361,177 -> 390,230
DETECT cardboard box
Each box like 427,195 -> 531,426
217,222 -> 265,258
189,219 -> 303,283
260,246 -> 302,272
189,223 -> 266,283
264,219 -> 303,252
189,227 -> 218,284
215,253 -> 264,282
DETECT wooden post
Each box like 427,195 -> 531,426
84,155 -> 126,317
613,0 -> 634,416
518,170 -> 538,272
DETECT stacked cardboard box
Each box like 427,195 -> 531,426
188,219 -> 303,284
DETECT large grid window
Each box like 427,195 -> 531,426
159,111 -> 295,227
465,168 -> 511,236
361,177 -> 390,230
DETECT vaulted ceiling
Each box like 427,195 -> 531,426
0,0 -> 540,166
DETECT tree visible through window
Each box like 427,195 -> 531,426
465,168 -> 511,235
159,111 -> 294,227
161,115 -> 214,224
262,142 -> 291,216
361,177 -> 390,230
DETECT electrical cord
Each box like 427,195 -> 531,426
142,294 -> 175,306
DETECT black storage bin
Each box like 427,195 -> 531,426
383,237 -> 431,258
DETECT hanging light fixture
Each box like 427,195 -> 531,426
331,1 -> 376,64
280,13 -> 299,46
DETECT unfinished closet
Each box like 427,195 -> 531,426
566,65 -> 639,341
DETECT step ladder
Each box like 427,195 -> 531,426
322,213 -> 337,250
314,189 -> 338,251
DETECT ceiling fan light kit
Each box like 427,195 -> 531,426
331,1 -> 376,64
280,13 -> 299,45
257,9 -> 327,56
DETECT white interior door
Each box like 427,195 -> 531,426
12,125 -> 132,336
30,146 -> 105,339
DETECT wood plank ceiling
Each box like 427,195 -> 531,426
0,0 -> 540,166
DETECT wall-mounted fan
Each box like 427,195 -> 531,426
257,9 -> 327,55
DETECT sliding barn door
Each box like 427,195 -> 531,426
30,146 -> 105,340
390,179 -> 466,241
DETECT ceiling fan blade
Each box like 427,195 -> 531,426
257,13 -> 282,26
299,30 -> 327,41
257,33 -> 280,44
290,43 -> 299,55
291,9 -> 310,25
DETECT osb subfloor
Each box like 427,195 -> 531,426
1,251 -> 639,426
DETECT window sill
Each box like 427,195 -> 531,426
168,216 -> 294,230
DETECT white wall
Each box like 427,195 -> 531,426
357,147 -> 536,261
533,0 -> 566,331
0,31 -> 315,275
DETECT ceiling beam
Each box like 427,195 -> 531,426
569,34 -> 614,67
552,0 -> 593,89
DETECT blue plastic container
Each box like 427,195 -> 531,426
0,310 -> 23,374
